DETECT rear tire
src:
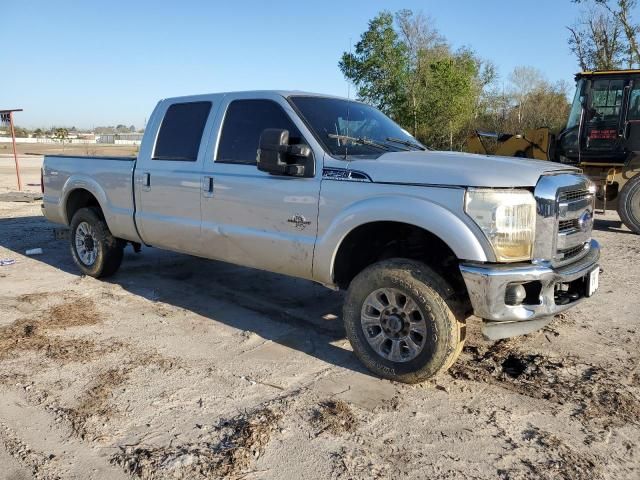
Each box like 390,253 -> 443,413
343,258 -> 466,383
618,175 -> 640,234
69,207 -> 124,278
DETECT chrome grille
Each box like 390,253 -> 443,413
558,219 -> 578,234
557,243 -> 589,262
554,185 -> 594,265
533,174 -> 595,266
558,189 -> 590,202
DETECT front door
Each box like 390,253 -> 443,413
581,77 -> 628,161
625,79 -> 640,152
200,96 -> 321,280
135,100 -> 213,254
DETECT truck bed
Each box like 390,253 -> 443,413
44,154 -> 137,161
41,154 -> 141,243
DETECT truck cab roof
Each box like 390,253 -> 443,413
158,90 -> 353,104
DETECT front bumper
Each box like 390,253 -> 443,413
459,239 -> 600,340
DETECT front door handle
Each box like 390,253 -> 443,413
202,176 -> 214,198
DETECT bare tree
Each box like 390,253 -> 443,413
571,0 -> 640,68
598,0 -> 640,65
567,7 -> 625,70
510,67 -> 546,128
477,67 -> 570,135
568,24 -> 590,70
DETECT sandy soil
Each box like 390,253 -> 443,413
0,143 -> 138,157
0,146 -> 136,193
0,167 -> 639,479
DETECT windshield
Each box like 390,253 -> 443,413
566,79 -> 585,130
289,96 -> 423,158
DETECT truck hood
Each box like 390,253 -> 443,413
347,150 -> 579,188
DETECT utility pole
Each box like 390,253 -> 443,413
1,109 -> 24,191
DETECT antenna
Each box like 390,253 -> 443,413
345,37 -> 352,163
347,37 -> 352,101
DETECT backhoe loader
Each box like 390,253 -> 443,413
465,69 -> 640,234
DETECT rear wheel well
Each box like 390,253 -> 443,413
333,222 -> 471,309
66,189 -> 101,224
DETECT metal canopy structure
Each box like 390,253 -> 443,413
0,108 -> 24,191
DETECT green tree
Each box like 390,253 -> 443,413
418,49 -> 484,149
339,12 -> 408,120
339,9 -> 491,150
54,127 -> 69,151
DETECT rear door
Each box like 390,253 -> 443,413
200,94 -> 322,280
134,99 -> 214,254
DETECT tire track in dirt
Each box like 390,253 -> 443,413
111,401 -> 285,479
450,339 -> 640,430
1,291 -> 182,446
0,422 -> 60,480
0,296 -> 102,362
47,349 -> 179,442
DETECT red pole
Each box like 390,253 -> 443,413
9,111 -> 22,191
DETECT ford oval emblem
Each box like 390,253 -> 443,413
578,210 -> 593,232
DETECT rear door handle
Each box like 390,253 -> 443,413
202,176 -> 214,198
142,172 -> 151,191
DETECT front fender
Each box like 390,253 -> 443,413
312,192 -> 494,286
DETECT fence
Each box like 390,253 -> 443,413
0,137 -> 141,145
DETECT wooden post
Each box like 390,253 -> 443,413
9,112 -> 22,191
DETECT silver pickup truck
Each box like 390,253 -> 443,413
42,91 -> 600,383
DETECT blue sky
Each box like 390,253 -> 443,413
1,0 -> 623,128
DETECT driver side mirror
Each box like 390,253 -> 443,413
257,129 -> 314,177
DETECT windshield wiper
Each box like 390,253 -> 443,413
327,133 -> 396,152
385,137 -> 427,151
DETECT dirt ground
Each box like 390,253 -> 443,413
0,155 -> 639,479
0,143 -> 138,158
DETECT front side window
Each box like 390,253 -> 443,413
290,96 -> 421,158
153,101 -> 212,161
587,79 -> 624,124
216,99 -> 303,164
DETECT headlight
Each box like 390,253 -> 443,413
465,189 -> 536,262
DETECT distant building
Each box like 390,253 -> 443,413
97,132 -> 143,144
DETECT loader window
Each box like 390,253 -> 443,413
628,82 -> 640,120
566,79 -> 585,130
153,101 -> 212,161
588,79 -> 624,123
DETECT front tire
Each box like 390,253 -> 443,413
618,175 -> 640,234
69,207 -> 124,278
343,259 -> 466,383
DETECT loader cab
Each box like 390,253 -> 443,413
557,70 -> 640,165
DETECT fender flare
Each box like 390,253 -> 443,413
312,195 -> 494,286
60,175 -> 110,225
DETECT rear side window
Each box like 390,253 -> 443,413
153,101 -> 212,161
216,99 -> 302,164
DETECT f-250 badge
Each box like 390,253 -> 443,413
288,214 -> 311,230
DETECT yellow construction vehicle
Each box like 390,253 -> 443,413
556,70 -> 640,233
465,128 -> 553,160
465,69 -> 640,234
